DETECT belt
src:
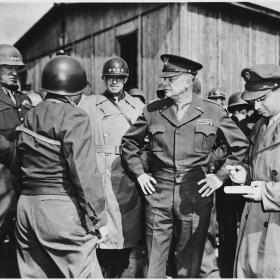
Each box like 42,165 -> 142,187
21,185 -> 74,196
153,167 -> 205,183
95,145 -> 121,155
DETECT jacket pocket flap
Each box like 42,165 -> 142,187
195,125 -> 216,136
150,125 -> 165,135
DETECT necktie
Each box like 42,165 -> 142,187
267,118 -> 275,128
176,103 -> 190,121
2,87 -> 16,104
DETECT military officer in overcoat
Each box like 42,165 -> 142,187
121,54 -> 249,278
227,64 -> 280,278
79,57 -> 144,278
0,44 -> 31,276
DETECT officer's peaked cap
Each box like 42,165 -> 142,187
241,64 -> 280,101
160,54 -> 203,78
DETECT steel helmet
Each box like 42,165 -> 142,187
41,55 -> 87,96
0,44 -> 25,68
102,57 -> 129,78
228,91 -> 248,108
208,87 -> 226,100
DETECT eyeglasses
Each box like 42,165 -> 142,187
105,77 -> 125,83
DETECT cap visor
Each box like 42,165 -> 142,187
159,72 -> 182,78
242,88 -> 272,101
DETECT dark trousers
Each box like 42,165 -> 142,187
0,214 -> 19,278
199,194 -> 220,278
146,169 -> 213,278
97,248 -> 131,277
216,185 -> 245,278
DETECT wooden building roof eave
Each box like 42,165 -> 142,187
14,2 -> 280,61
228,2 -> 280,23
15,2 -> 169,63
14,3 -> 57,48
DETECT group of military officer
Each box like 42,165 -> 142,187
1,42 -> 280,278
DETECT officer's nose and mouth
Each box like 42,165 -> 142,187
162,77 -> 174,96
253,99 -> 264,115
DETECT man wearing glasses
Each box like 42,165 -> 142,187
121,54 -> 249,278
227,64 -> 280,278
79,57 -> 144,278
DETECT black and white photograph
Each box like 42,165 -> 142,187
0,0 -> 280,278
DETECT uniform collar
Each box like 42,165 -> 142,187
250,117 -> 280,158
268,111 -> 280,126
103,90 -> 125,102
160,94 -> 204,127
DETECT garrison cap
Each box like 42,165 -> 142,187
160,54 -> 203,78
241,64 -> 280,101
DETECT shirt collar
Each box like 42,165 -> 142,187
104,90 -> 125,102
269,111 -> 280,125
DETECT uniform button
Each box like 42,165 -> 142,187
20,117 -> 24,121
272,170 -> 278,176
264,221 -> 268,228
104,134 -> 108,138
18,108 -> 22,112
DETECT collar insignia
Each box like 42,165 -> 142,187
163,57 -> 169,65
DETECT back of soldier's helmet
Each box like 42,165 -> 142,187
41,56 -> 87,96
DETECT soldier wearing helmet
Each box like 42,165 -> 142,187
14,55 -> 106,278
228,92 -> 250,120
208,87 -> 226,106
0,44 -> 31,276
227,91 -> 260,137
79,56 -> 144,277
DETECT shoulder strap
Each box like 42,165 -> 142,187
104,94 -> 132,126
16,125 -> 61,146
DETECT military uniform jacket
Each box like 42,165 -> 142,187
15,99 -> 106,230
234,117 -> 280,278
79,91 -> 145,249
121,94 -> 249,183
0,87 -> 31,230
